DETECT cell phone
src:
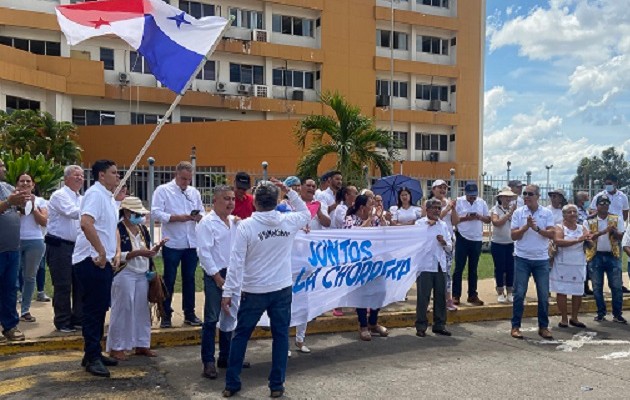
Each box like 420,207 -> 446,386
469,212 -> 477,217
190,210 -> 201,216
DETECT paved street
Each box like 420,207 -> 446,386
3,314 -> 630,399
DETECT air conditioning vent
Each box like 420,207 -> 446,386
252,29 -> 269,42
237,84 -> 250,94
292,90 -> 304,101
427,99 -> 441,112
376,94 -> 389,107
216,81 -> 227,92
118,72 -> 129,85
428,152 -> 439,162
252,84 -> 268,98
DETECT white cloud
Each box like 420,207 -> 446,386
484,86 -> 512,127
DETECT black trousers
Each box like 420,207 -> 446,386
46,240 -> 83,328
415,267 -> 447,332
452,232 -> 482,298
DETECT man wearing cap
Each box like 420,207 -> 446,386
221,179 -> 310,398
233,172 -> 256,220
453,182 -> 490,306
547,188 -> 568,225
508,180 -> 525,208
510,184 -> 556,340
151,161 -> 204,328
584,194 -> 626,323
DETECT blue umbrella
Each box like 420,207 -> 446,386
371,175 -> 423,210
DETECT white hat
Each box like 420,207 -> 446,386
120,196 -> 150,215
432,179 -> 448,188
496,187 -> 517,198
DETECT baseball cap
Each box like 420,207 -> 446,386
234,172 -> 251,190
548,188 -> 566,200
432,179 -> 448,188
508,180 -> 524,187
596,194 -> 611,205
464,182 -> 479,196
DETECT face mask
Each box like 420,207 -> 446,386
583,200 -> 590,209
129,215 -> 145,225
605,184 -> 614,193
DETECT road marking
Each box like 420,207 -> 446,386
598,350 -> 630,360
0,352 -> 82,371
0,376 -> 37,396
530,332 -> 630,352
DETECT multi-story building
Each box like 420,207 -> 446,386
0,0 -> 484,180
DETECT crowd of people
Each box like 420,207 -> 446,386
1,157 -> 630,397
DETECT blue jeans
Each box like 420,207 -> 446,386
19,239 -> 46,316
588,252 -> 623,318
201,271 -> 231,364
162,246 -> 198,319
226,286 -> 292,393
491,242 -> 515,289
37,255 -> 46,292
0,251 -> 20,332
511,256 -> 550,329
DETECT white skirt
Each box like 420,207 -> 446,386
550,260 -> 586,296
106,268 -> 151,351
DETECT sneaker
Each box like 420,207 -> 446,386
467,296 -> 484,306
19,313 -> 37,322
332,308 -> 344,317
36,292 -> 51,302
497,294 -> 507,303
594,315 -> 607,322
160,318 -> 172,328
57,326 -> 77,333
507,294 -> 514,303
288,350 -> 292,358
295,342 -> 311,353
3,327 -> 25,341
613,316 -> 628,324
622,286 -> 630,294
446,298 -> 458,311
184,316 -> 202,326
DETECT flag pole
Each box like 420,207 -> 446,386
113,16 -> 233,197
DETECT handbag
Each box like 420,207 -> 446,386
147,262 -> 170,321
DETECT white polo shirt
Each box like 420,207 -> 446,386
590,190 -> 629,218
455,196 -> 489,241
48,185 -> 82,242
151,180 -> 204,249
511,205 -> 555,260
196,211 -> 237,276
72,182 -> 118,264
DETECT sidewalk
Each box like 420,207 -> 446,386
2,277 -> 627,356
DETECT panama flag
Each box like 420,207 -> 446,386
56,0 -> 228,94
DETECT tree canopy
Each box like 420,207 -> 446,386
572,147 -> 630,189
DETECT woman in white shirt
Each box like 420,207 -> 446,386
490,188 -> 517,303
107,197 -> 166,361
390,187 -> 421,226
16,173 -> 47,322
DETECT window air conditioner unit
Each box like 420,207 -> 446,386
237,84 -> 250,94
252,29 -> 269,42
216,81 -> 227,92
376,94 -> 389,107
292,90 -> 304,101
252,84 -> 268,98
427,99 -> 441,112
428,152 -> 439,162
118,72 -> 129,85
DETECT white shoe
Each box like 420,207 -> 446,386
288,350 -> 292,358
296,343 -> 311,353
507,294 -> 514,303
497,294 -> 507,303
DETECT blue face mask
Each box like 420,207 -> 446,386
583,200 -> 590,209
605,184 -> 615,193
129,214 -> 145,225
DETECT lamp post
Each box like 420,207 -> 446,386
449,168 -> 456,198
545,164 -> 553,199
506,160 -> 512,183
262,161 -> 268,181
147,156 -> 155,240
399,159 -> 404,175
190,146 -> 197,187
526,171 -> 532,185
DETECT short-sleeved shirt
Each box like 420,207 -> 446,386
315,187 -> 335,208
389,205 -> 421,224
20,196 -> 47,240
584,215 -> 625,252
233,193 -> 255,220
511,205 -> 555,260
547,205 -> 563,225
455,196 -> 489,241
490,205 -> 513,244
72,182 -> 118,264
590,190 -> 629,218
622,229 -> 630,250
0,182 -> 20,252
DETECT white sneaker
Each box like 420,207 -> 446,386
507,294 -> 514,303
497,294 -> 507,303
296,343 -> 311,353
288,350 -> 292,358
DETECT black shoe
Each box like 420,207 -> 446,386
184,316 -> 202,326
222,388 -> 240,398
613,316 -> 628,324
622,286 -> 630,294
594,315 -> 607,322
416,330 -> 426,337
433,329 -> 452,337
57,326 -> 77,333
81,355 -> 119,367
160,318 -> 172,328
583,288 -> 594,296
85,359 -> 110,378
217,359 -> 251,369
203,363 -> 218,379
270,389 -> 284,398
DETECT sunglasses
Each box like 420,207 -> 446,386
522,191 -> 537,197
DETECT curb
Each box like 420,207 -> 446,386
1,298 -> 628,356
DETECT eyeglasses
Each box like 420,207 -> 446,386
522,191 -> 537,197
181,189 -> 193,203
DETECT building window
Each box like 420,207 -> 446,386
72,109 -> 115,125
0,36 -> 61,56
100,48 -> 114,70
131,113 -> 170,125
415,84 -> 448,101
229,63 -> 264,85
376,30 -> 408,50
5,95 -> 40,113
376,80 -> 408,98
195,60 -> 216,80
180,116 -> 217,123
272,69 -> 315,89
272,15 -> 315,37
392,131 -> 408,149
229,8 -> 263,29
130,51 -> 151,74
415,133 -> 448,151
179,1 -> 215,19
419,0 -> 449,8
418,35 -> 449,55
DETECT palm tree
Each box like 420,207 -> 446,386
295,92 -> 395,185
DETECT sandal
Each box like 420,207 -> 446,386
109,350 -> 129,361
135,348 -> 158,357
359,327 -> 372,341
368,324 -> 389,337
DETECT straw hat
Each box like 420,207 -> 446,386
496,187 -> 517,199
120,196 -> 149,215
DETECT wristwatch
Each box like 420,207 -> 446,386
535,226 -> 541,233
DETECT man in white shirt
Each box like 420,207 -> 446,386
46,165 -> 85,333
221,180 -> 310,398
315,170 -> 342,213
453,182 -> 490,306
547,188 -> 567,225
151,161 -> 204,328
584,194 -> 626,323
415,198 -> 453,338
72,160 -> 120,377
509,184 -> 556,340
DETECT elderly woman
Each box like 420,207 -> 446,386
16,172 -> 48,323
490,187 -> 517,303
551,204 -> 591,329
107,197 -> 166,360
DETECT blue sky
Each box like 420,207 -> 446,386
483,0 -> 630,186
